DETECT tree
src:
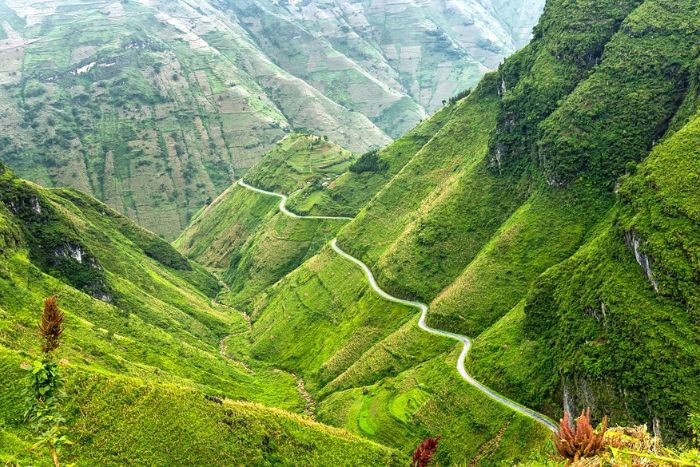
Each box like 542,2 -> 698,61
24,296 -> 70,467
349,150 -> 388,174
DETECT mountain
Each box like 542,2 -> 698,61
0,0 -> 543,239
224,0 -> 546,134
174,133 -> 353,308
3,0 -> 699,464
0,163 -> 401,465
179,0 -> 700,463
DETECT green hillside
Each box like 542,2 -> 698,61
0,163 -> 401,465
175,134 -> 354,311
0,349 -> 400,466
180,0 -> 700,463
0,0 -> 544,240
0,0 -> 390,239
1,0 -> 699,464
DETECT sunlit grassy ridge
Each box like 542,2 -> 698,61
0,164 -> 404,464
0,350 -> 401,466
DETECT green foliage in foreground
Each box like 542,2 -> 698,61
0,350 -> 401,466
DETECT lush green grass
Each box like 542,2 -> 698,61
522,110 -> 700,438
221,214 -> 347,312
427,184 -> 612,336
0,349 -> 401,466
175,135 -> 352,311
0,164 -> 411,465
188,0 -> 700,459
286,102 -> 459,217
0,166 -> 302,409
5,0 -> 700,462
174,186 -> 279,269
244,134 -> 354,195
317,346 -> 551,465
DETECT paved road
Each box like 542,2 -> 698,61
238,178 -> 558,432
238,179 -> 353,220
331,239 -> 558,432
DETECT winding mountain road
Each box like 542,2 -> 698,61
238,178 -> 558,432
238,179 -> 353,220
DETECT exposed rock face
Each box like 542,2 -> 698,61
624,231 -> 659,292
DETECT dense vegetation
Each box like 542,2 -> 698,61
0,0 -> 544,239
179,0 -> 700,463
0,164 -> 399,464
175,134 -> 352,311
2,0 -> 699,464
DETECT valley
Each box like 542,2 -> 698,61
234,170 -> 559,431
1,0 -> 699,465
0,0 -> 543,239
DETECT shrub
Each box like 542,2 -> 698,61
554,408 -> 608,462
411,436 -> 441,467
24,296 -> 70,467
349,150 -> 387,174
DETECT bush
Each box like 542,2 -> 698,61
554,408 -> 608,462
349,150 -> 387,174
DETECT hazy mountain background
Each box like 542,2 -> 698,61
0,0 -> 544,238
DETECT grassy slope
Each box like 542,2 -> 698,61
0,165 -> 301,407
462,0 -> 700,439
0,165 -> 406,465
243,134 -> 354,194
174,134 -> 354,310
176,0 -> 700,460
175,134 -> 354,266
0,350 -> 401,466
519,110 -> 700,437
461,0 -> 700,441
286,103 -> 458,217
241,82 -> 558,463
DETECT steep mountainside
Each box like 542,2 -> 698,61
181,0 -> 700,463
175,134 -> 354,310
0,0 -> 543,239
0,163 -> 401,465
0,0 -> 388,239
225,0 -> 546,136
